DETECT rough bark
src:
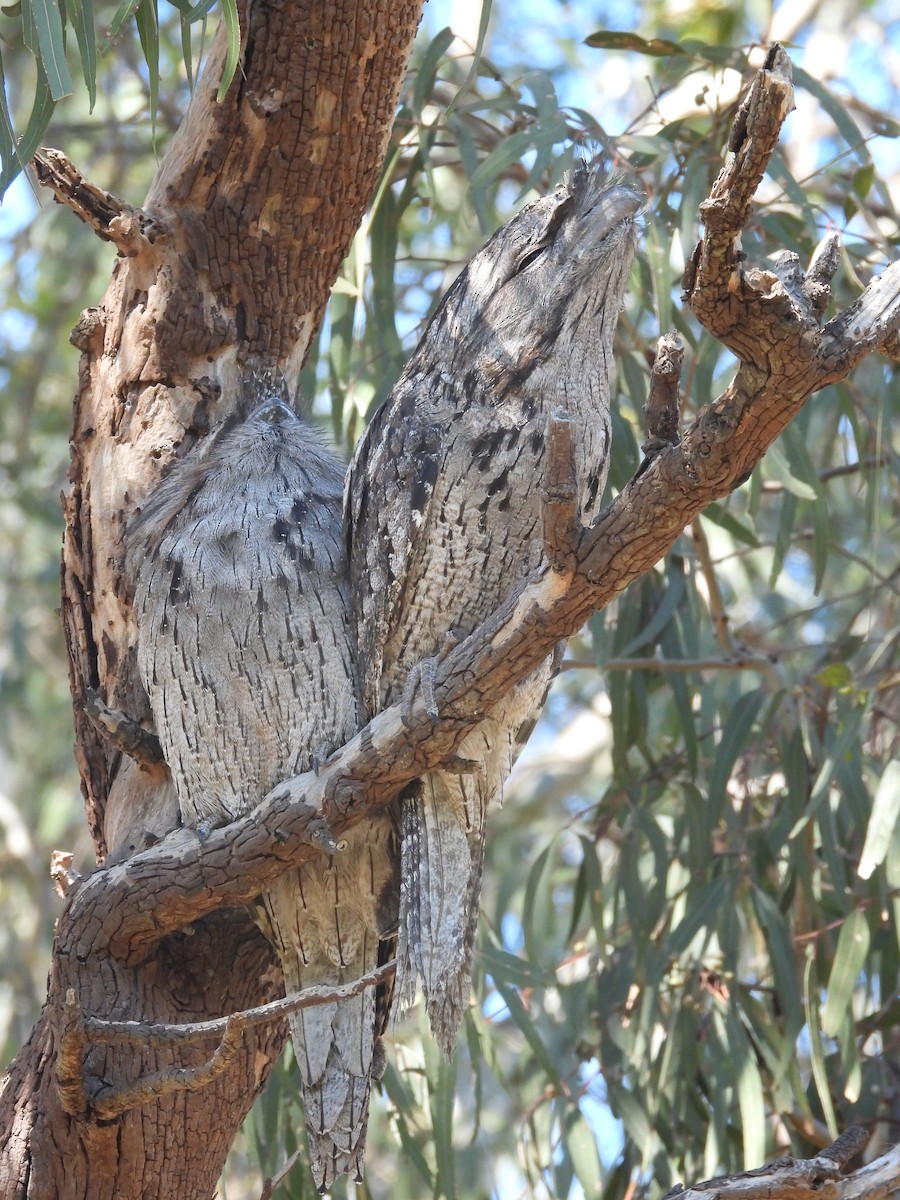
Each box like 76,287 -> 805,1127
0,2 -> 423,1197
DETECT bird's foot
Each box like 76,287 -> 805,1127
400,629 -> 463,729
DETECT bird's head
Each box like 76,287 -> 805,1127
416,164 -> 642,396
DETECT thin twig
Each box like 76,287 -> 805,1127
691,518 -> 736,655
82,960 -> 396,1047
259,1148 -> 305,1200
560,655 -> 775,673
70,961 -> 395,1120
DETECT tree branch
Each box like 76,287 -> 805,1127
31,148 -> 163,255
642,330 -> 684,453
58,963 -> 394,1119
662,1129 -> 900,1200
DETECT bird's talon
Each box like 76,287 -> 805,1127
445,755 -> 481,775
196,819 -> 216,843
401,656 -> 440,727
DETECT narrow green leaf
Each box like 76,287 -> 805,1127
617,348 -> 647,410
726,1007 -> 765,1168
822,908 -> 870,1037
766,149 -> 821,233
644,212 -> 673,337
23,0 -> 73,99
708,690 -> 764,821
679,39 -> 750,69
462,1010 -> 483,1142
179,11 -> 193,89
769,489 -> 797,589
469,128 -> 535,190
782,423 -> 829,591
0,43 -> 20,189
678,145 -> 710,266
519,120 -> 567,198
185,0 -> 216,20
524,68 -> 559,122
381,1064 -> 435,1190
838,1006 -> 862,1103
852,163 -> 875,200
326,289 -> 355,437
858,760 -> 900,879
216,0 -> 241,101
63,0 -> 96,108
765,440 -> 818,500
0,58 -> 55,195
700,503 -> 760,549
616,560 -> 684,657
443,0 -> 491,118
750,887 -> 804,1037
21,0 -> 37,51
491,977 -> 562,1088
430,1054 -> 457,1200
793,67 -> 872,164
135,0 -> 158,128
564,1110 -> 603,1196
478,942 -> 556,989
368,183 -> 406,399
661,621 -> 698,776
584,30 -> 685,56
97,0 -> 140,53
413,26 -> 454,115
668,875 -> 728,958
803,951 -> 839,1138
791,703 -> 865,836
576,833 -> 607,947
521,841 -> 554,967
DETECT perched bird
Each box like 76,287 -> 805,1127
346,164 -> 640,1053
127,387 -> 395,1190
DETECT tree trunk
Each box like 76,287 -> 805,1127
0,2 -> 423,1195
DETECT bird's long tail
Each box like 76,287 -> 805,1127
396,663 -> 558,1055
260,816 -> 395,1191
396,721 -> 500,1056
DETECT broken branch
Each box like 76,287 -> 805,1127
32,148 -> 164,256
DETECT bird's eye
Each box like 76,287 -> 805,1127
515,244 -> 546,274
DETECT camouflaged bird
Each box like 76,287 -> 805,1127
127,389 -> 395,1190
346,164 -> 640,1053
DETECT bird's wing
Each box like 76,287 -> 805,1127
345,382 -> 443,718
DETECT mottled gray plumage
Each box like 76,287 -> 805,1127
127,395 -> 394,1190
347,164 -> 640,1053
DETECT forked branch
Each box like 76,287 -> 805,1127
57,963 -> 395,1119
663,1128 -> 900,1200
